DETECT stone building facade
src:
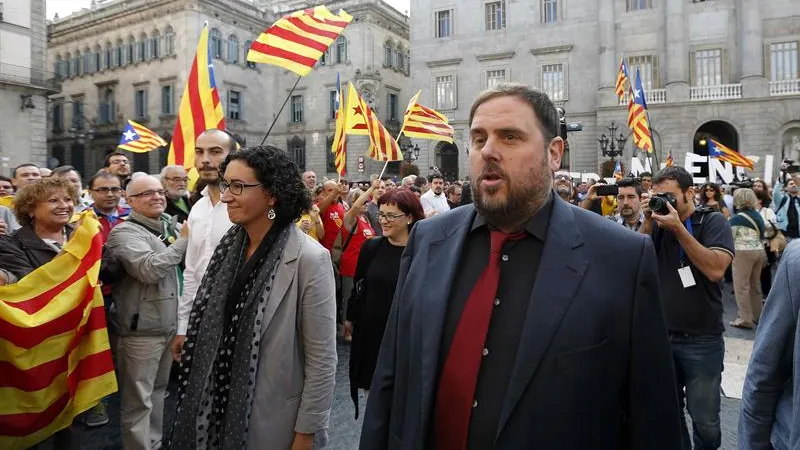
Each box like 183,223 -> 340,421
46,0 -> 410,180
410,0 -> 800,181
0,0 -> 58,174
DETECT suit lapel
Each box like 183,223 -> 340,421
497,201 -> 589,434
259,227 -> 301,336
418,207 -> 475,431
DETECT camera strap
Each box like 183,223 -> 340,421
678,218 -> 693,266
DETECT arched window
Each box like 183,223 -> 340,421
210,28 -> 223,59
150,30 -> 161,59
54,54 -> 63,78
383,40 -> 394,67
93,45 -> 102,72
227,35 -> 239,63
82,47 -> 92,73
137,32 -> 147,62
126,36 -> 135,64
115,39 -> 124,66
395,46 -> 405,72
244,40 -> 256,68
335,35 -> 347,64
73,50 -> 82,76
104,42 -> 113,69
164,26 -> 174,55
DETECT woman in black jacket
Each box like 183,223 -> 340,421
346,189 -> 424,418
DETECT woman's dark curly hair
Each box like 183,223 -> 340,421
700,182 -> 723,204
218,145 -> 310,226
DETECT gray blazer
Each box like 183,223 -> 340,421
739,240 -> 800,450
246,226 -> 338,449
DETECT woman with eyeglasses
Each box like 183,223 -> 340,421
168,146 -> 337,450
345,189 -> 424,418
700,182 -> 731,218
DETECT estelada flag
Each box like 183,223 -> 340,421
247,6 -> 353,76
345,82 -> 369,136
330,73 -> 347,177
118,120 -> 167,153
0,212 -> 117,449
400,91 -> 455,143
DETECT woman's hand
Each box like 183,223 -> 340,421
290,432 -> 314,450
300,219 -> 313,234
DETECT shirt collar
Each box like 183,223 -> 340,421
470,191 -> 554,241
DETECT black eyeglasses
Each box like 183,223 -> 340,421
165,177 -> 189,183
219,181 -> 262,195
128,189 -> 166,198
554,174 -> 572,181
377,212 -> 407,223
91,187 -> 123,194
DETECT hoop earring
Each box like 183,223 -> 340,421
267,208 -> 276,220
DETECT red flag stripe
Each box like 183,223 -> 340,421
285,16 -> 342,40
172,118 -> 186,165
266,26 -> 330,53
3,232 -> 102,315
186,60 -> 208,143
248,42 -> 318,68
0,292 -> 99,350
403,126 -> 454,137
0,306 -> 107,391
405,121 -> 453,132
0,349 -> 114,437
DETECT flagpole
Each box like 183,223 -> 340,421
645,110 -> 660,171
377,129 -> 406,179
260,74 -> 302,145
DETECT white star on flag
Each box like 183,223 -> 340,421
123,130 -> 136,142
634,88 -> 641,99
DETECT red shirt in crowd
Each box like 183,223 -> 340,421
338,215 -> 374,278
320,202 -> 346,251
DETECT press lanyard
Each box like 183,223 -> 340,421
678,218 -> 692,266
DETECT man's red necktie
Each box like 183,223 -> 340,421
434,230 -> 524,450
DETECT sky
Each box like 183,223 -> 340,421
46,0 -> 411,20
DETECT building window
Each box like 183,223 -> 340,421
290,94 -> 304,123
435,75 -> 456,110
161,85 -> 174,115
127,37 -> 135,64
82,52 -> 91,74
542,0 -> 558,23
486,69 -> 507,89
435,9 -> 452,38
210,28 -> 223,59
335,36 -> 347,64
134,89 -> 148,120
288,137 -> 306,171
116,44 -> 125,66
137,38 -> 146,62
165,27 -> 174,55
326,136 -> 336,173
71,101 -> 84,129
52,102 -> 64,133
228,35 -> 239,64
485,1 -> 506,31
693,49 -> 722,86
70,55 -> 80,76
329,90 -> 338,120
387,92 -> 399,122
396,49 -> 406,72
627,54 -> 659,89
769,41 -> 799,81
627,0 -> 652,11
93,52 -> 101,72
228,90 -> 241,120
244,40 -> 256,68
149,34 -> 161,59
541,63 -> 566,101
384,41 -> 394,67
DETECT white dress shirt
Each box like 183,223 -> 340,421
420,189 -> 450,216
177,186 -> 234,334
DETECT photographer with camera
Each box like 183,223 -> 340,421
640,166 -> 734,450
580,180 -> 618,217
770,160 -> 800,243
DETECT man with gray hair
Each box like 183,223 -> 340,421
401,175 -> 416,190
106,174 -> 188,450
161,165 -> 190,222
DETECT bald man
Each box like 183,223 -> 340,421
317,179 -> 348,251
302,171 -> 317,190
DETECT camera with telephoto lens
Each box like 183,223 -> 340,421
783,159 -> 800,174
648,193 -> 678,215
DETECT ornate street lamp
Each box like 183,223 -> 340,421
405,144 -> 420,163
598,121 -> 627,159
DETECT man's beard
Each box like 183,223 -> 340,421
555,184 -> 571,199
472,156 -> 551,231
621,207 -> 636,218
199,166 -> 219,182
434,187 -> 442,195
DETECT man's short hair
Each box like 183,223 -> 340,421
13,163 -> 38,178
469,82 -> 560,143
0,175 -> 11,184
88,170 -> 121,189
160,165 -> 186,180
617,177 -> 642,197
652,166 -> 694,192
413,176 -> 428,188
428,173 -> 444,183
51,165 -> 78,177
103,151 -> 128,167
639,171 -> 652,178
200,128 -> 239,153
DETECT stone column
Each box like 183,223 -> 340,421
665,0 -> 689,101
739,0 -> 768,97
596,0 -> 616,106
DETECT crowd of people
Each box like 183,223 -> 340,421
0,83 -> 798,450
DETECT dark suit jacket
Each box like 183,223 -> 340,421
359,199 -> 682,450
165,195 -> 190,223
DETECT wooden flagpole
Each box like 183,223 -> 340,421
260,75 -> 302,145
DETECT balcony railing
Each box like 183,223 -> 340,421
769,79 -> 800,96
0,62 -> 61,92
690,84 -> 742,101
618,88 -> 667,105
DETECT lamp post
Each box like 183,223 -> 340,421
405,143 -> 420,163
598,121 -> 628,160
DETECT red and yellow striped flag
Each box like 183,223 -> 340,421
346,83 -> 402,162
0,212 -> 117,450
330,74 -> 347,177
615,58 -> 631,102
118,120 -> 167,153
400,91 -> 455,143
168,25 -> 226,171
345,82 -> 368,136
247,6 -> 353,77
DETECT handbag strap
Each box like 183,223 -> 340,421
737,212 -> 761,233
340,221 -> 358,255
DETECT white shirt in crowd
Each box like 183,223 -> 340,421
177,186 -> 234,335
420,189 -> 450,216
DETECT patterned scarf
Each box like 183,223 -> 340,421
167,223 -> 291,450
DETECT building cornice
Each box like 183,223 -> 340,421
426,58 -> 462,68
530,45 -> 574,56
476,51 -> 516,62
